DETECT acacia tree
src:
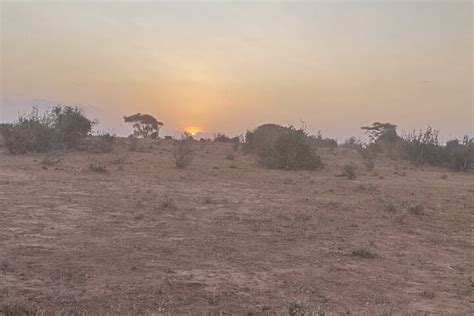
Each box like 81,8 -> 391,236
361,122 -> 399,143
123,113 -> 163,139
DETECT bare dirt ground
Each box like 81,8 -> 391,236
0,139 -> 472,315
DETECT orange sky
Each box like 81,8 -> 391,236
1,1 -> 472,140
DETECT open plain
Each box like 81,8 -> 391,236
0,139 -> 472,315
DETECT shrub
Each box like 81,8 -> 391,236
213,133 -> 231,142
242,123 -> 288,154
174,136 -> 193,169
351,247 -> 377,259
259,127 -> 323,170
89,162 -> 108,173
343,163 -> 357,179
401,127 -> 447,166
406,202 -> 425,215
51,106 -> 94,148
1,106 -> 94,154
310,131 -> 338,148
358,144 -> 379,171
342,136 -> 362,150
86,133 -> 115,153
445,136 -> 473,171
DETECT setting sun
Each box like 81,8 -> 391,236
185,126 -> 202,136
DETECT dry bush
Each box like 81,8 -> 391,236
401,127 -> 447,166
174,137 -> 193,169
351,247 -> 377,259
89,162 -> 108,173
342,163 -> 357,179
406,202 -> 425,215
358,144 -> 379,171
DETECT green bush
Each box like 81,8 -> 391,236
259,128 -> 323,170
1,106 -> 94,154
242,123 -> 288,154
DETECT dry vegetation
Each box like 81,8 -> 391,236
0,134 -> 472,314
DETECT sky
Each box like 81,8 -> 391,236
1,0 -> 472,141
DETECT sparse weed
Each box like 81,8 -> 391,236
406,202 -> 425,215
160,196 -> 177,210
351,247 -> 377,259
89,163 -> 108,173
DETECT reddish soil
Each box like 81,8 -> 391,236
0,140 -> 472,314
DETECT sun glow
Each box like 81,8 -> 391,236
185,126 -> 201,136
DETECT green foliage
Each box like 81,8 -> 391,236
1,106 -> 94,154
259,127 -> 323,170
242,123 -> 288,154
51,106 -> 94,148
124,113 -> 163,139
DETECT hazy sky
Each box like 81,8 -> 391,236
1,0 -> 472,140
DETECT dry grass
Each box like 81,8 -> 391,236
0,138 -> 471,314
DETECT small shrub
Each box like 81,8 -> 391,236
351,247 -> 377,259
343,164 -> 357,179
285,299 -> 325,316
406,202 -> 425,215
160,196 -> 176,210
381,199 -> 397,213
89,163 -> 108,173
174,136 -> 193,169
87,133 -> 115,153
358,145 -> 378,171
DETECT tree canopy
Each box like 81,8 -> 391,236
124,113 -> 163,139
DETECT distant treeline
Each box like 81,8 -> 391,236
0,106 -> 472,172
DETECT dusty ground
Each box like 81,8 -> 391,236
0,139 -> 472,315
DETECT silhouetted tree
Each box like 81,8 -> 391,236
361,122 -> 399,143
123,113 -> 163,139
